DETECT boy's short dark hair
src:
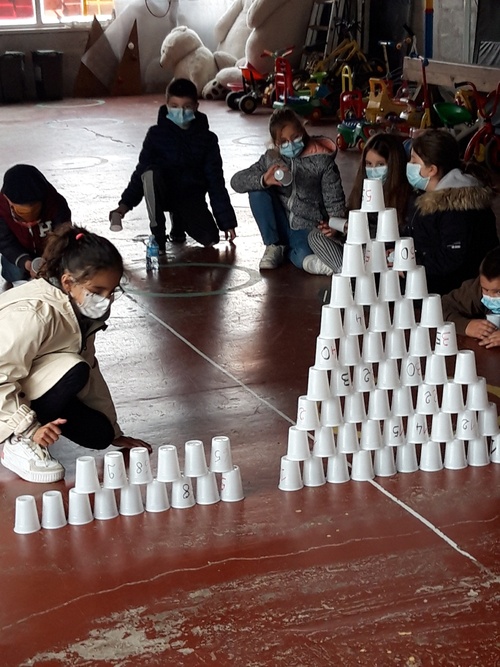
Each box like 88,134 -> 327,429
166,78 -> 198,103
479,246 -> 500,280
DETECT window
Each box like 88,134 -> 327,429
0,0 -> 113,26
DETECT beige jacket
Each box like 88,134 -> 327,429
0,278 -> 121,443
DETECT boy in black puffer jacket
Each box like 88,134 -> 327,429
110,79 -> 237,252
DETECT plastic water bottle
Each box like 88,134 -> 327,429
146,235 -> 159,272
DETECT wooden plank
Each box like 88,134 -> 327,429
403,57 -> 500,92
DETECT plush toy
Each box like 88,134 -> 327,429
214,0 -> 254,61
216,0 -> 316,89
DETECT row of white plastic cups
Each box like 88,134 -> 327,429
340,238 -> 419,278
14,467 -> 244,535
345,207 -> 400,245
279,436 -> 500,491
75,437 -> 234,493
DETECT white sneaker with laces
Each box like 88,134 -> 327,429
302,254 -> 334,276
1,435 -> 65,483
259,244 -> 286,270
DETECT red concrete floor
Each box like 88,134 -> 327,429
0,97 -> 500,666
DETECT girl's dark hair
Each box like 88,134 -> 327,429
269,108 -> 309,144
480,245 -> 500,280
411,129 -> 461,175
348,132 -> 412,224
39,223 -> 123,282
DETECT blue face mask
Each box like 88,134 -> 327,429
280,138 -> 305,159
406,162 -> 430,191
366,165 -> 388,183
167,107 -> 196,128
481,295 -> 500,314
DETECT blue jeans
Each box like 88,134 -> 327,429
1,255 -> 28,283
249,190 -> 311,269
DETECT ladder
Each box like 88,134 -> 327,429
300,0 -> 351,70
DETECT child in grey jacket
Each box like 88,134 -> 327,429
230,108 -> 346,274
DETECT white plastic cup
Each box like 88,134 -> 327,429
400,355 -> 423,387
490,434 -> 500,464
351,450 -> 375,481
478,402 -> 500,436
383,416 -> 405,446
103,451 -> 127,489
434,322 -> 458,356
303,456 -> 326,487
74,456 -> 100,494
360,419 -> 383,450
444,439 -> 468,470
278,456 -> 303,491
416,383 -> 439,415
314,336 -> 338,370
393,298 -> 416,329
330,367 -> 352,397
14,495 -> 41,534
330,275 -> 354,308
320,305 -> 344,338
274,167 -> 292,186
378,270 -> 402,302
362,331 -> 385,363
145,479 -> 170,512
296,395 -> 321,430
353,363 -> 375,392
220,465 -> 244,502
407,412 -> 430,444
441,382 -> 465,414
454,350 -> 478,384
365,240 -> 388,273
467,436 -> 490,467
455,409 -> 479,440
157,445 -> 181,483
430,412 -> 454,442
320,397 -> 343,426
424,354 -> 448,386
343,305 -> 367,335
326,453 -> 350,483
171,475 -> 196,508
354,274 -> 378,306
404,266 -> 428,299
195,472 -> 220,505
391,385 -> 414,417
420,294 -> 444,328
343,392 -> 367,423
306,367 -> 332,401
408,325 -> 432,357
346,209 -> 370,244
184,440 -> 209,478
368,388 -> 391,420
119,483 -> 144,516
31,257 -> 44,275
41,490 -> 67,529
361,178 -> 385,212
377,358 -> 401,390
68,488 -> 93,526
94,486 -> 119,520
287,425 -> 311,460
312,426 -> 336,457
374,446 -> 397,477
336,422 -> 360,453
341,243 -> 366,277
419,440 -> 443,471
338,335 -> 361,367
466,377 -> 489,411
384,329 -> 407,360
128,447 -> 153,485
368,302 -> 391,332
376,207 -> 400,242
392,237 -> 417,271
210,436 -> 233,473
396,442 -> 419,473
109,210 -> 123,231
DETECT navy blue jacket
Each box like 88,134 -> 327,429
120,106 -> 237,231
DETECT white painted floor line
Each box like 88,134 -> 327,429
133,298 -> 485,573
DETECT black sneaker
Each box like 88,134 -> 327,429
168,232 -> 186,244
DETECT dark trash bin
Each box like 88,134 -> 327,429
31,50 -> 63,101
0,51 -> 25,103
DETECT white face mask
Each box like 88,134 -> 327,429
73,288 -> 111,319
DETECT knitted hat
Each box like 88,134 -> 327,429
2,164 -> 49,204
